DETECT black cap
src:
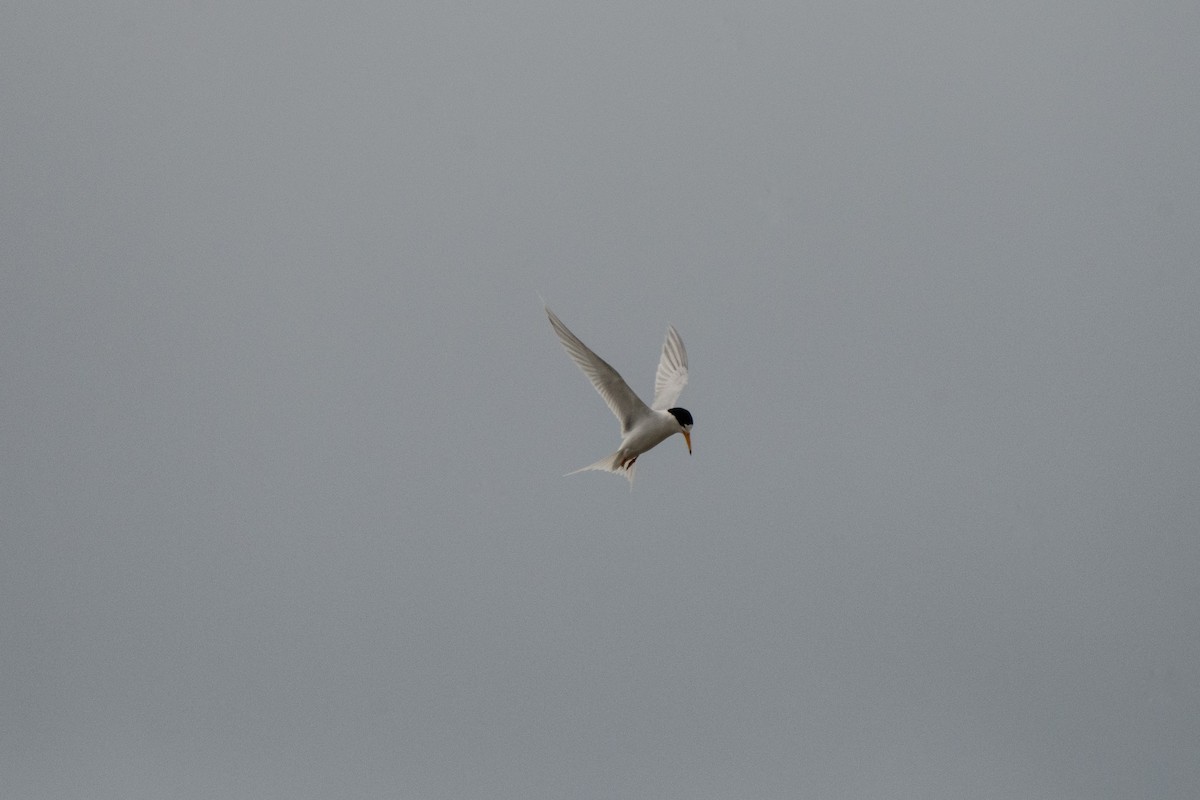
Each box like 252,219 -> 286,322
667,407 -> 693,427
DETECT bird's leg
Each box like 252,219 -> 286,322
621,455 -> 638,469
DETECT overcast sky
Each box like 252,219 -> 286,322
4,2 -> 1199,798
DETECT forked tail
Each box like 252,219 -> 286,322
565,452 -> 636,487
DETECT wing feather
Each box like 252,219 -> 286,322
545,307 -> 650,435
651,324 -> 688,410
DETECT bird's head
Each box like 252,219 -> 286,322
667,407 -> 693,454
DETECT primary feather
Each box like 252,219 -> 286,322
545,306 -> 649,436
652,324 -> 688,410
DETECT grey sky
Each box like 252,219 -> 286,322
3,2 -> 1199,798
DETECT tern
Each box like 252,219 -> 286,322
545,305 -> 693,486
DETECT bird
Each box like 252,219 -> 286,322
545,305 -> 693,486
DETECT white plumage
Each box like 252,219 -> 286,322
545,306 -> 693,487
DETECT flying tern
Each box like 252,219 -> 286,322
545,305 -> 693,486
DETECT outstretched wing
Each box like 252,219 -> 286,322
651,324 -> 688,410
546,306 -> 650,435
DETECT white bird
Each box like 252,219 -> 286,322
545,305 -> 693,486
